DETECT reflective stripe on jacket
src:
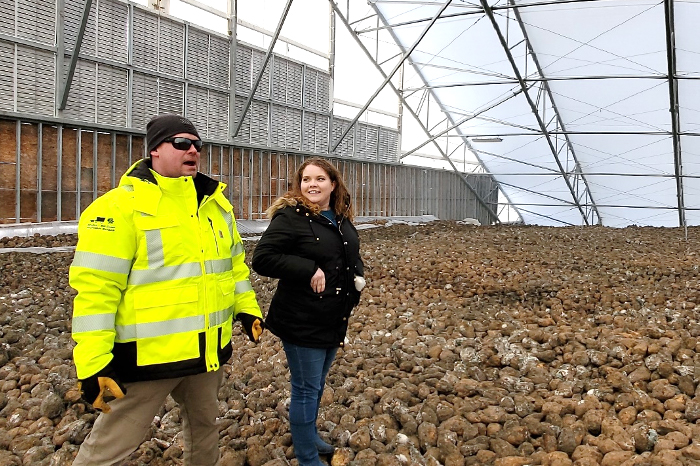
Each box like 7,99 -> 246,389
70,159 -> 262,382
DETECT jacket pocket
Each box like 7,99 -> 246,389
134,214 -> 185,262
218,276 -> 236,311
132,284 -> 201,364
133,284 -> 198,310
216,276 -> 235,347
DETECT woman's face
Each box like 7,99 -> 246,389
301,164 -> 336,210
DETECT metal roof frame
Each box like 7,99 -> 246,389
663,0 -> 685,228
357,0 -> 698,226
330,0 -> 502,222
232,0 -> 294,137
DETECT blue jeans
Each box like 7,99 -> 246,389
283,341 -> 337,465
282,341 -> 337,426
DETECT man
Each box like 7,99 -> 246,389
69,113 -> 264,465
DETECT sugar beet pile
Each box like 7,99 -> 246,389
2,222 -> 700,466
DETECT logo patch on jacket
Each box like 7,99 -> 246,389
86,216 -> 116,232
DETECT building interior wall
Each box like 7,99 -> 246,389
0,118 -> 498,225
0,0 -> 499,226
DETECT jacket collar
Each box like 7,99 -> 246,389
119,159 -> 230,215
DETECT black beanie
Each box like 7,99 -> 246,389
146,114 -> 200,155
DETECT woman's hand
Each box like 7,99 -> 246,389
310,268 -> 326,293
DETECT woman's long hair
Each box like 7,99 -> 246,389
266,157 -> 354,221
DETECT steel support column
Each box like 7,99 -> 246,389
15,121 -> 20,221
664,0 -> 685,228
228,0 -> 238,140
328,2 -> 336,152
510,0 -> 601,225
56,0 -> 65,115
231,0 -> 294,138
480,0 -> 592,225
59,0 -> 93,110
37,123 -> 43,221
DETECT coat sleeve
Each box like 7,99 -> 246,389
229,213 -> 263,320
348,220 -> 364,277
70,192 -> 136,380
355,255 -> 365,277
252,211 -> 317,282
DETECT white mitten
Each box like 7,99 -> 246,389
354,275 -> 366,291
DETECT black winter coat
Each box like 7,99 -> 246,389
251,204 -> 363,348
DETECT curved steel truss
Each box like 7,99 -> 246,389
333,0 -> 697,227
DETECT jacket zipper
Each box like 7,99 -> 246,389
208,217 -> 220,255
318,214 -> 353,292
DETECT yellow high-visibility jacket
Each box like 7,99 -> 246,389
70,159 -> 262,382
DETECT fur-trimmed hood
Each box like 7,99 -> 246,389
252,192 -> 364,348
266,195 -> 321,219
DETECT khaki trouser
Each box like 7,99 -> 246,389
72,368 -> 223,466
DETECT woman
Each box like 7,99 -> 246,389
252,157 -> 364,466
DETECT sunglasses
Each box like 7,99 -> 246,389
164,137 -> 203,152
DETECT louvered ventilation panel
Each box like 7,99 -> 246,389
233,96 -> 251,143
186,85 -> 209,136
385,130 -> 399,162
250,101 -> 269,145
0,42 -> 14,111
97,1 -> 128,63
159,18 -> 184,78
377,129 -> 391,163
287,62 -> 302,107
63,60 -> 96,122
18,0 -> 56,46
158,77 -> 184,115
357,124 -> 378,160
96,64 -> 127,126
0,0 -> 13,36
303,67 -> 316,110
210,36 -> 229,88
317,74 -> 330,113
286,107 -> 301,150
272,59 -> 286,103
354,125 -> 367,159
315,114 -> 329,153
235,46 -> 251,96
208,90 -> 228,139
251,49 -> 270,99
270,104 -> 285,148
132,9 -> 158,72
302,111 -> 316,152
187,29 -> 209,85
131,72 -> 158,129
16,46 -> 55,116
64,0 -> 96,56
332,118 -> 354,158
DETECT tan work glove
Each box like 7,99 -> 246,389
238,313 -> 264,343
78,365 -> 126,413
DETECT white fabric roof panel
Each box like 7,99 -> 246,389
372,0 -> 700,226
679,80 -> 700,136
